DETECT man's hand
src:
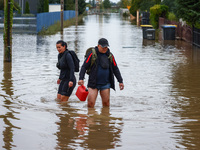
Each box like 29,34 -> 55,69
119,83 -> 124,90
78,80 -> 84,85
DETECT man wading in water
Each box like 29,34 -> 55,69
78,38 -> 124,107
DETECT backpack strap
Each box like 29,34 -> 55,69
91,48 -> 97,66
108,52 -> 113,63
86,48 -> 97,74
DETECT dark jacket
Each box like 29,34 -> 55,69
57,50 -> 75,82
79,46 -> 123,90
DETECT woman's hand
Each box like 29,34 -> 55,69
57,79 -> 61,84
69,81 -> 73,87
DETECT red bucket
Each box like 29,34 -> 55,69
76,85 -> 89,101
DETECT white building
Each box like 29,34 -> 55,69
49,4 -> 61,12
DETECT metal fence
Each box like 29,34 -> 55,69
0,10 -> 75,34
193,27 -> 200,48
36,10 -> 75,32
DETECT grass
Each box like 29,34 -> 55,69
38,15 -> 84,35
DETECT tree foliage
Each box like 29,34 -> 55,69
120,0 -> 131,8
25,1 -> 30,14
78,0 -> 86,15
103,0 -> 111,9
0,0 -> 20,12
37,0 -> 49,13
150,4 -> 169,28
129,0 -> 161,16
49,0 -> 60,3
161,0 -> 175,13
175,0 -> 200,25
65,0 -> 75,10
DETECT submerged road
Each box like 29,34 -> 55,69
1,13 -> 200,149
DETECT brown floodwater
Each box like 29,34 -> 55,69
1,13 -> 200,150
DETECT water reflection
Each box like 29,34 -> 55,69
0,62 -> 20,149
86,108 -> 123,149
169,42 -> 200,149
55,106 -> 123,149
1,62 -> 13,96
142,39 -> 155,47
55,104 -> 79,149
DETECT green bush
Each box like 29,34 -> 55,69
194,23 -> 200,29
150,4 -> 169,29
168,12 -> 177,21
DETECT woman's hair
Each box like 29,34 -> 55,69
56,40 -> 67,48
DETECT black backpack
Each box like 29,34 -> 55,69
68,50 -> 80,72
84,47 -> 113,74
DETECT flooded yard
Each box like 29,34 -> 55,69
1,13 -> 200,149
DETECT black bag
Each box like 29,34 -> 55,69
68,50 -> 80,72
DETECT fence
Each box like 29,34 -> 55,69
37,10 -> 75,32
193,27 -> 200,48
159,17 -> 193,43
0,10 -> 75,34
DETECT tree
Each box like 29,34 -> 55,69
49,0 -> 60,3
37,0 -> 49,13
129,0 -> 141,16
78,0 -> 86,15
0,0 -> 20,12
25,1 -> 30,14
175,0 -> 200,25
65,0 -> 75,10
0,0 -> 3,10
161,0 -> 175,12
139,0 -> 155,11
150,4 -> 169,28
44,0 -> 49,12
121,0 -> 131,8
103,0 -> 111,9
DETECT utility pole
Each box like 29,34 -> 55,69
75,0 -> 78,26
137,10 -> 139,26
4,0 -> 13,62
60,0 -> 64,32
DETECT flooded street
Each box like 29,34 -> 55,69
1,13 -> 200,149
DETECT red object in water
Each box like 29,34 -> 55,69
76,85 -> 89,101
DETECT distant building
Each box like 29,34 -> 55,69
49,4 -> 61,12
14,0 -> 39,14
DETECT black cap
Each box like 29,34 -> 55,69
98,38 -> 109,48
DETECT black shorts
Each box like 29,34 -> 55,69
58,78 -> 76,96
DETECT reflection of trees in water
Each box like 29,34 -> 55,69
1,62 -> 20,149
170,43 -> 200,149
55,105 -> 123,149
